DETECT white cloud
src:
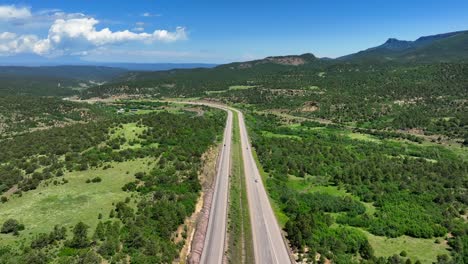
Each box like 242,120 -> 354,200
141,12 -> 161,17
0,6 -> 187,57
0,32 -> 41,55
0,5 -> 32,20
45,18 -> 186,47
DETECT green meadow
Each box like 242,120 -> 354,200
0,158 -> 153,248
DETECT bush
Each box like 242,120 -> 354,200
1,219 -> 25,235
31,233 -> 51,249
91,177 -> 102,183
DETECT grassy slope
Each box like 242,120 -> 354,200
0,158 -> 153,247
227,111 -> 254,263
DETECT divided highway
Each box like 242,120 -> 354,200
170,101 -> 291,264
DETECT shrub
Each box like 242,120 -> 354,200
91,177 -> 102,183
1,219 -> 25,235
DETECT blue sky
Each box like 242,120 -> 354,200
0,0 -> 467,64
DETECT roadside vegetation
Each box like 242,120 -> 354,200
245,112 -> 467,263
0,100 -> 226,263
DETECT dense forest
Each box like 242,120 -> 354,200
0,96 -> 111,137
0,102 -> 225,263
246,112 -> 467,263
0,66 -> 127,96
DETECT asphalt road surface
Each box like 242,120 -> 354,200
169,101 -> 291,264
236,110 -> 292,264
199,108 -> 233,264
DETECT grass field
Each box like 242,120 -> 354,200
364,229 -> 449,263
287,175 -> 377,215
345,132 -> 381,142
0,158 -> 153,247
110,122 -> 146,140
228,85 -> 256,91
261,131 -> 302,140
205,85 -> 257,95
109,122 -> 148,149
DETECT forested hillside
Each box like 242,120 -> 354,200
0,66 -> 127,96
84,60 -> 468,142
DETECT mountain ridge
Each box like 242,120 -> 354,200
340,30 -> 468,62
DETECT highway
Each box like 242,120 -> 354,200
236,110 -> 292,264
199,107 -> 233,264
169,101 -> 291,264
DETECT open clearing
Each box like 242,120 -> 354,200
364,230 -> 449,263
287,175 -> 376,215
205,85 -> 257,95
0,158 -> 152,247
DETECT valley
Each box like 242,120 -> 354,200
0,27 -> 467,264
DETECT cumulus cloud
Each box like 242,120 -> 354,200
45,18 -> 186,46
0,6 -> 187,57
0,32 -> 41,55
0,5 -> 32,20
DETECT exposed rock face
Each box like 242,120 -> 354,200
301,101 -> 319,112
188,189 -> 214,264
231,53 -> 317,69
265,56 -> 307,66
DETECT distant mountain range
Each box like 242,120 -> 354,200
211,30 -> 468,67
0,66 -> 127,82
98,63 -> 217,71
1,30 -> 467,97
0,62 -> 217,71
0,66 -> 129,96
340,30 -> 468,63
